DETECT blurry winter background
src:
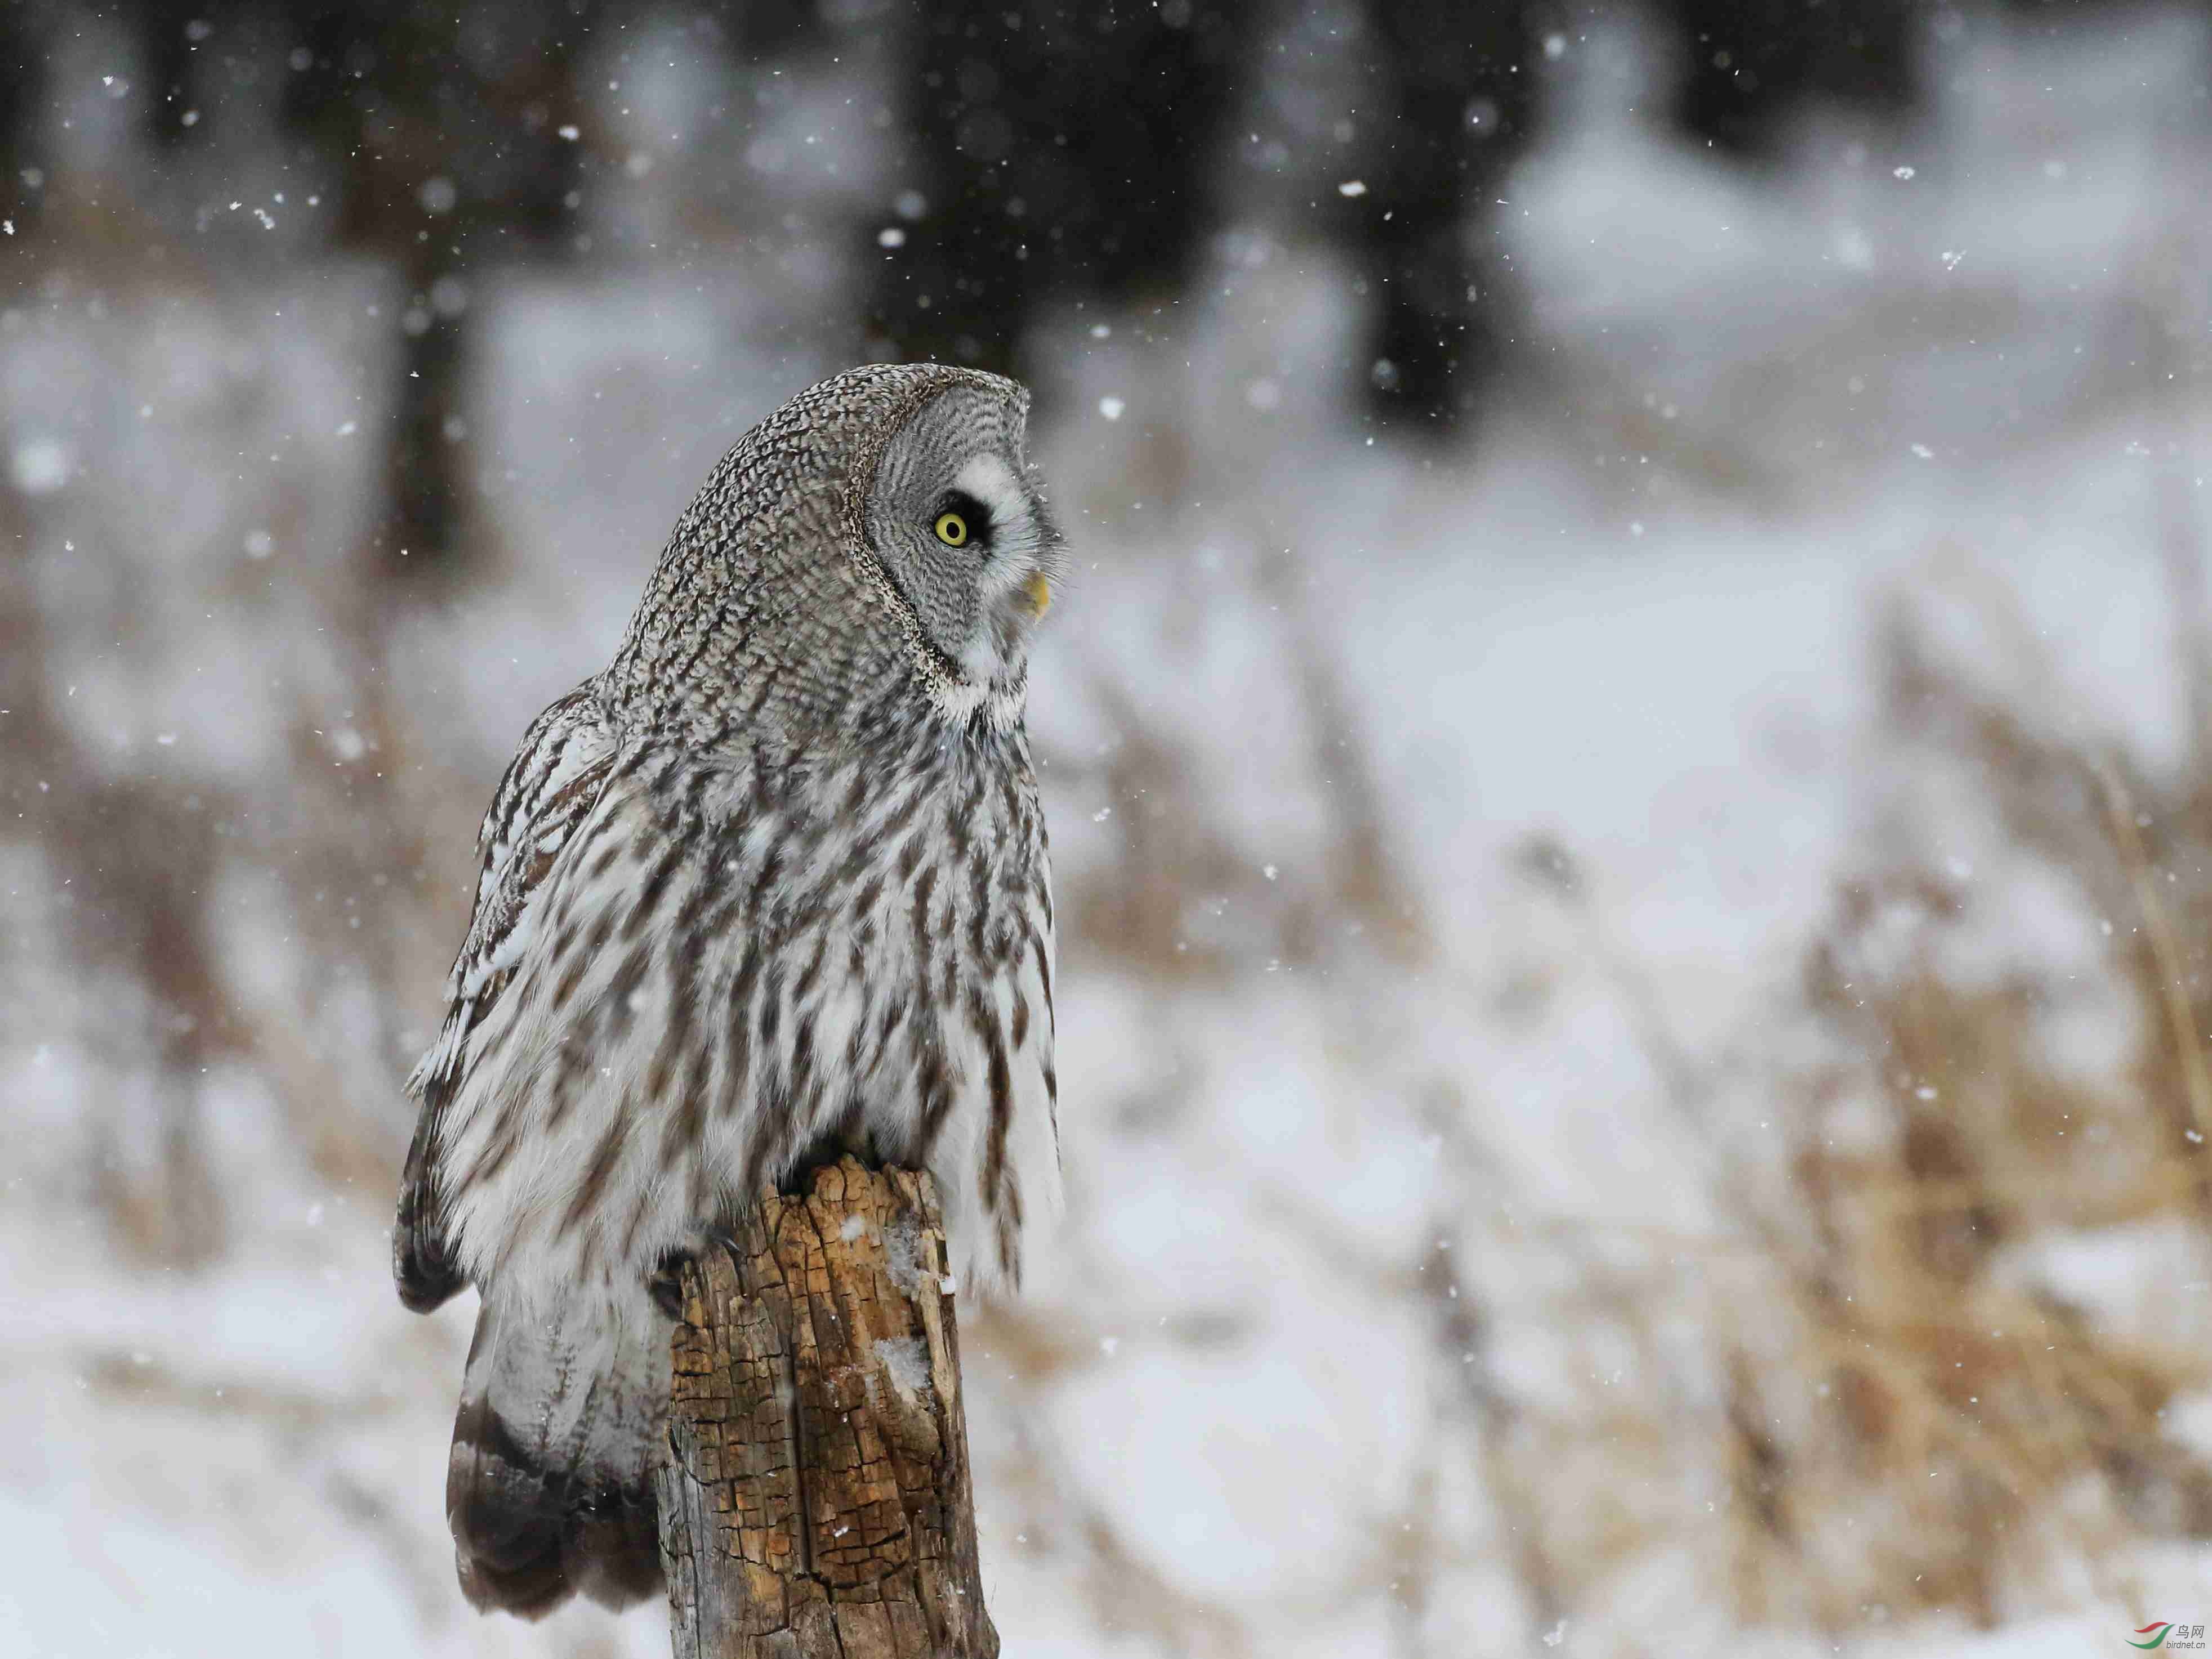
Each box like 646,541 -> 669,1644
7,0 -> 2212,1654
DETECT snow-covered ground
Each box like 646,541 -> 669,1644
7,8 -> 2212,1656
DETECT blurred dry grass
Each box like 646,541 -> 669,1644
1437,560 -> 2212,1643
966,533 -> 2212,1651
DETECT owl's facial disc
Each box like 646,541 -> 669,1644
864,385 -> 1064,690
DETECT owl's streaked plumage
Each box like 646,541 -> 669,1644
394,363 -> 1064,1618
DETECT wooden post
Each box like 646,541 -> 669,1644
655,1156 -> 1000,1659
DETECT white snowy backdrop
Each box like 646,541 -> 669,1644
6,6 -> 2212,1657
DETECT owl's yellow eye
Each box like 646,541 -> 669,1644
933,510 -> 969,547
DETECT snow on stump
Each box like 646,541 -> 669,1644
655,1157 -> 1000,1659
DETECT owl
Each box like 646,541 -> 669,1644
393,363 -> 1064,1617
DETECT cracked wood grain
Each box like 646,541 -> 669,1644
655,1158 -> 1000,1659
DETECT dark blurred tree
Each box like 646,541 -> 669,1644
122,1 -> 609,577
1327,2 -> 1539,431
132,0 -> 204,145
0,0 -> 48,238
278,3 -> 598,577
1660,0 -> 1925,157
869,0 -> 1542,434
870,0 -> 1946,435
870,0 -> 1260,372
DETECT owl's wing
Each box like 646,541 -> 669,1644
395,686 -> 619,1313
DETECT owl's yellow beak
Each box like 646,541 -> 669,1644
1023,569 -> 1052,619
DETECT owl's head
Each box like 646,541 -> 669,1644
860,371 -> 1064,695
612,363 -> 1066,739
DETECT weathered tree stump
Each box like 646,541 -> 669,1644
655,1157 -> 1000,1659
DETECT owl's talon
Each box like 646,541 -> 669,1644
648,1251 -> 692,1321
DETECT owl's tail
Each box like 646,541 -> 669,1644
445,1290 -> 667,1617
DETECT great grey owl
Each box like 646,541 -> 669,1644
393,363 -> 1064,1617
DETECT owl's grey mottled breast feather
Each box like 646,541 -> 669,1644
393,362 -> 1063,1620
